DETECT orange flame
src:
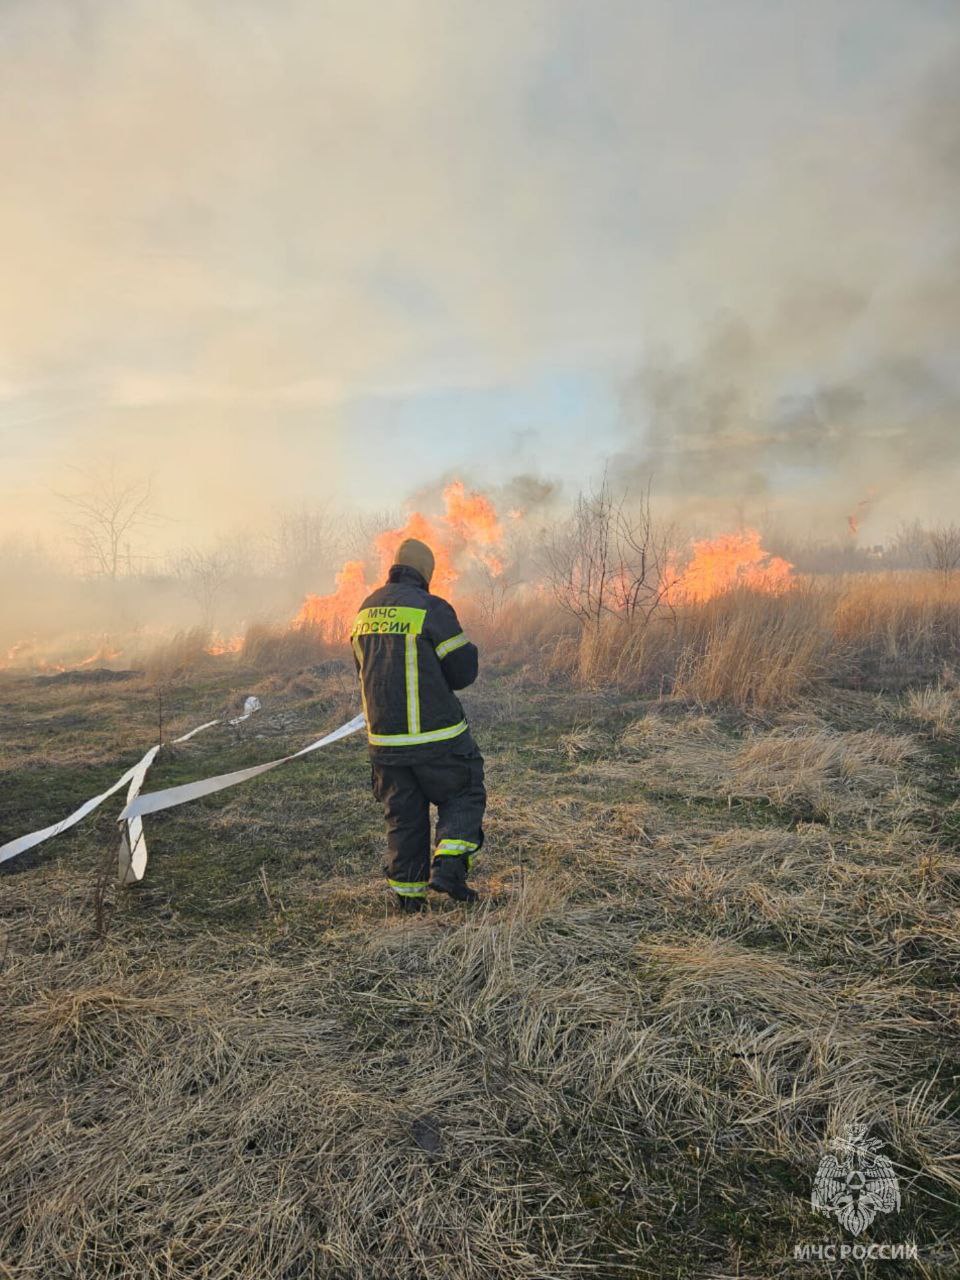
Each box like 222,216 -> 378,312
205,633 -> 244,656
440,480 -> 505,575
292,480 -> 506,639
375,513 -> 459,598
0,641 -> 35,670
847,489 -> 879,539
0,639 -> 122,673
665,529 -> 794,604
76,644 -> 122,667
295,559 -> 371,640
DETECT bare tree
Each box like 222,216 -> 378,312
58,465 -> 155,579
543,476 -> 674,628
472,561 -> 518,623
274,506 -> 341,580
926,524 -> 960,577
886,520 -> 930,570
343,508 -> 403,563
172,548 -> 233,629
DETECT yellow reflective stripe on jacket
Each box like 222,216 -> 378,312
436,631 -> 469,659
405,633 -> 420,734
351,606 -> 426,637
367,719 -> 468,747
388,879 -> 428,896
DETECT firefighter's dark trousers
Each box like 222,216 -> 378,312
371,738 -> 486,899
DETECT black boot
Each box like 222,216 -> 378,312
428,854 -> 478,903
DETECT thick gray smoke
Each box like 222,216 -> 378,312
619,53 -> 960,539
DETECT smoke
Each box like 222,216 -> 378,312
497,474 -> 561,516
1,0 -> 957,569
0,1 -> 525,545
619,49 -> 960,540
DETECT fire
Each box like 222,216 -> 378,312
205,633 -> 244,656
0,639 -> 123,673
665,529 -> 794,604
0,641 -> 35,670
292,480 -> 506,639
295,559 -> 371,640
847,489 -> 879,539
76,643 -> 122,667
375,514 -> 460,598
439,480 -> 505,575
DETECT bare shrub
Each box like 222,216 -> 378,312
925,523 -> 960,577
886,519 -> 930,570
172,548 -> 234,629
543,477 -> 674,629
272,506 -> 344,591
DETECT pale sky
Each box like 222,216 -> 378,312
1,0 -> 958,553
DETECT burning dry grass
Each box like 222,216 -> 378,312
114,568 -> 960,717
671,588 -> 829,707
478,587 -> 831,710
553,571 -> 960,709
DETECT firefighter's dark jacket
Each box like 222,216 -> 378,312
351,565 -> 478,761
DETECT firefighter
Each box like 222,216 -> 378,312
351,537 -> 485,912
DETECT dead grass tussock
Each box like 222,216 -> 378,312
901,683 -> 960,737
672,588 -> 830,708
639,936 -> 817,1016
142,628 -> 219,682
619,711 -> 721,754
557,722 -> 612,759
833,571 -> 960,663
733,726 -> 918,799
241,621 -> 345,672
610,710 -> 927,828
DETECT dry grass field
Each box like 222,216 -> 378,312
3,581 -> 960,1278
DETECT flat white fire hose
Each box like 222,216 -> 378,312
116,708 -> 365,883
120,713 -> 366,821
1,697 -> 364,883
0,696 -> 262,873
